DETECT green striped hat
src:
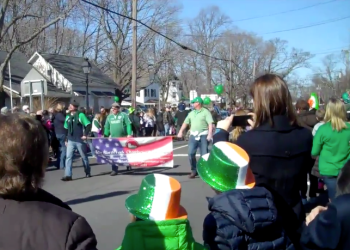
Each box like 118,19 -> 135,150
125,174 -> 188,221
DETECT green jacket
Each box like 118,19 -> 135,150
116,219 -> 206,250
312,122 -> 350,176
104,112 -> 132,138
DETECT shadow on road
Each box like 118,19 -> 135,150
120,165 -> 181,176
66,190 -> 133,205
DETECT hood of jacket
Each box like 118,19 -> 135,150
116,219 -> 205,250
208,186 -> 278,234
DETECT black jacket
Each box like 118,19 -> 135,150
175,110 -> 190,127
156,112 -> 165,132
203,187 -> 295,250
213,115 -> 314,225
0,188 -> 97,250
53,112 -> 67,135
301,194 -> 350,250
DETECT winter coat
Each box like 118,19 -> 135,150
203,187 -> 297,250
116,219 -> 205,250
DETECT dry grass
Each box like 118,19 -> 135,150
23,97 -> 59,111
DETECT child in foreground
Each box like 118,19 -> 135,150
200,116 -> 299,249
116,173 -> 205,250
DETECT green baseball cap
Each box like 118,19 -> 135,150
191,97 -> 203,104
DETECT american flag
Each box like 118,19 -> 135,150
92,137 -> 173,168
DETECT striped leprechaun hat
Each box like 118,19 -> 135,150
197,141 -> 255,192
308,92 -> 319,110
125,174 -> 187,221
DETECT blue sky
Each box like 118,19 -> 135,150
177,0 -> 350,78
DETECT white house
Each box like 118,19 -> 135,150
27,52 -> 118,111
122,73 -> 160,107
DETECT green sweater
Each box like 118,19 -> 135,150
312,122 -> 350,176
116,219 -> 206,250
104,112 -> 132,138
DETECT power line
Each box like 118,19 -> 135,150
263,15 -> 350,35
184,15 -> 350,37
81,0 -> 253,76
232,0 -> 338,23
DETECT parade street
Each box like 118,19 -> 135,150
43,140 -> 213,250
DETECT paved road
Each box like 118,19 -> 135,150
43,140 -> 213,250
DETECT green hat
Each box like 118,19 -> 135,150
308,93 -> 319,110
125,174 -> 188,221
191,97 -> 203,104
197,141 -> 255,192
342,92 -> 350,104
128,107 -> 135,113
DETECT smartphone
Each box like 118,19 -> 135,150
232,115 -> 252,127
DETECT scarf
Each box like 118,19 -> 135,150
67,111 -> 80,135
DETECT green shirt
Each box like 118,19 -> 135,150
312,122 -> 350,176
184,108 -> 214,133
104,112 -> 132,138
63,112 -> 91,129
116,219 -> 206,250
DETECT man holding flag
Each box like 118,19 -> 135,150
104,102 -> 133,176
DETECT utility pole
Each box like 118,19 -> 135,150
229,43 -> 233,103
131,0 -> 137,108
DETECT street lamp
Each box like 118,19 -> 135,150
82,58 -> 91,110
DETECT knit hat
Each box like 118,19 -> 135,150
125,174 -> 188,221
197,141 -> 255,192
70,101 -> 79,108
178,102 -> 185,111
111,102 -> 120,108
22,105 -> 29,112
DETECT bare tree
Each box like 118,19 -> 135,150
0,0 -> 78,91
98,0 -> 180,90
262,38 -> 313,78
312,54 -> 343,98
187,6 -> 231,88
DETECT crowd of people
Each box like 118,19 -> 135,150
1,73 -> 350,249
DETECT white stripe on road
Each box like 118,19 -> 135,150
173,145 -> 188,151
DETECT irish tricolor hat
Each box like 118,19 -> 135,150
308,92 -> 319,110
125,174 -> 187,221
197,141 -> 255,192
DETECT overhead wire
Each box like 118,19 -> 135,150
80,0 -> 346,77
81,0 -> 254,76
231,0 -> 338,23
262,15 -> 350,35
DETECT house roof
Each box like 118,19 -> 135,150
0,51 -> 32,93
31,53 -> 117,88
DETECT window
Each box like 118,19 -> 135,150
172,92 -> 176,98
151,89 -> 156,97
172,81 -> 176,87
144,89 -> 149,97
137,91 -> 140,97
